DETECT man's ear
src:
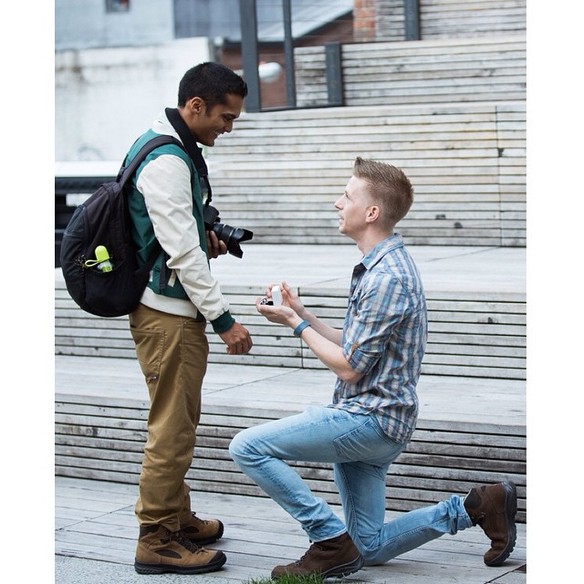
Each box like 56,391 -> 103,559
366,205 -> 380,223
188,96 -> 205,115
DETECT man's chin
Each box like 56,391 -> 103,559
195,135 -> 215,147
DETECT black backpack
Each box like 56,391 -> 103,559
59,134 -> 184,317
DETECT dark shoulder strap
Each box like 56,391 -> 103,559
119,134 -> 185,283
118,134 -> 185,186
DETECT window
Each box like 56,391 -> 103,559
106,0 -> 130,13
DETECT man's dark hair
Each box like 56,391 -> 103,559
178,62 -> 248,109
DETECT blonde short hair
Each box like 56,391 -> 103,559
353,157 -> 414,228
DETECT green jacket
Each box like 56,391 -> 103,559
125,128 -> 235,334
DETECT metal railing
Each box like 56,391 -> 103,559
238,0 -> 420,112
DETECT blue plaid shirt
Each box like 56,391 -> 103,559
330,234 -> 427,443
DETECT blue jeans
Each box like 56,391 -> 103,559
229,406 -> 473,565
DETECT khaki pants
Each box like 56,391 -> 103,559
129,303 -> 209,531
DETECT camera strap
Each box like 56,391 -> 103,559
165,107 -> 213,205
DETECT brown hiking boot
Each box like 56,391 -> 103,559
180,512 -> 224,546
271,532 -> 364,579
134,524 -> 226,575
464,481 -> 517,566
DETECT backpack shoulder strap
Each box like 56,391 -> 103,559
118,134 -> 187,291
118,134 -> 185,187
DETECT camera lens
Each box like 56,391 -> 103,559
213,223 -> 253,258
203,203 -> 253,258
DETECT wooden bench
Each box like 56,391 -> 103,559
206,100 -> 525,248
417,0 -> 526,37
55,35 -> 526,251
363,0 -> 526,42
54,245 -> 526,521
55,277 -> 526,380
55,248 -> 525,526
294,35 -> 525,107
55,358 -> 526,524
55,101 -> 526,251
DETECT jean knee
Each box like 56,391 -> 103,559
228,430 -> 249,464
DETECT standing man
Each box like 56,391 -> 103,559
126,62 -> 253,575
230,157 -> 517,579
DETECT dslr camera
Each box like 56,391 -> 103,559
203,203 -> 253,258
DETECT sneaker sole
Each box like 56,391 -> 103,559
321,554 -> 365,578
484,481 -> 517,567
134,551 -> 226,575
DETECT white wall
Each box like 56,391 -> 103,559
55,0 -> 174,51
55,38 -> 212,162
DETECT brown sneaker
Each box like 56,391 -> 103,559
180,512 -> 224,546
271,532 -> 364,579
464,481 -> 517,566
134,524 -> 226,575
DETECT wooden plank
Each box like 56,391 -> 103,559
201,100 -> 525,247
55,286 -> 526,376
54,454 -> 526,520
295,35 -> 525,107
55,475 -> 527,583
55,439 -> 526,483
55,353 -> 526,522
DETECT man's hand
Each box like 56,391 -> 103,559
279,281 -> 306,317
218,322 -> 253,355
256,297 -> 301,329
206,230 -> 227,259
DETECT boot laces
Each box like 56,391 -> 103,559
172,530 -> 202,553
295,542 -> 325,566
189,512 -> 210,526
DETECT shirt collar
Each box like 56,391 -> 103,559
360,233 -> 404,271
